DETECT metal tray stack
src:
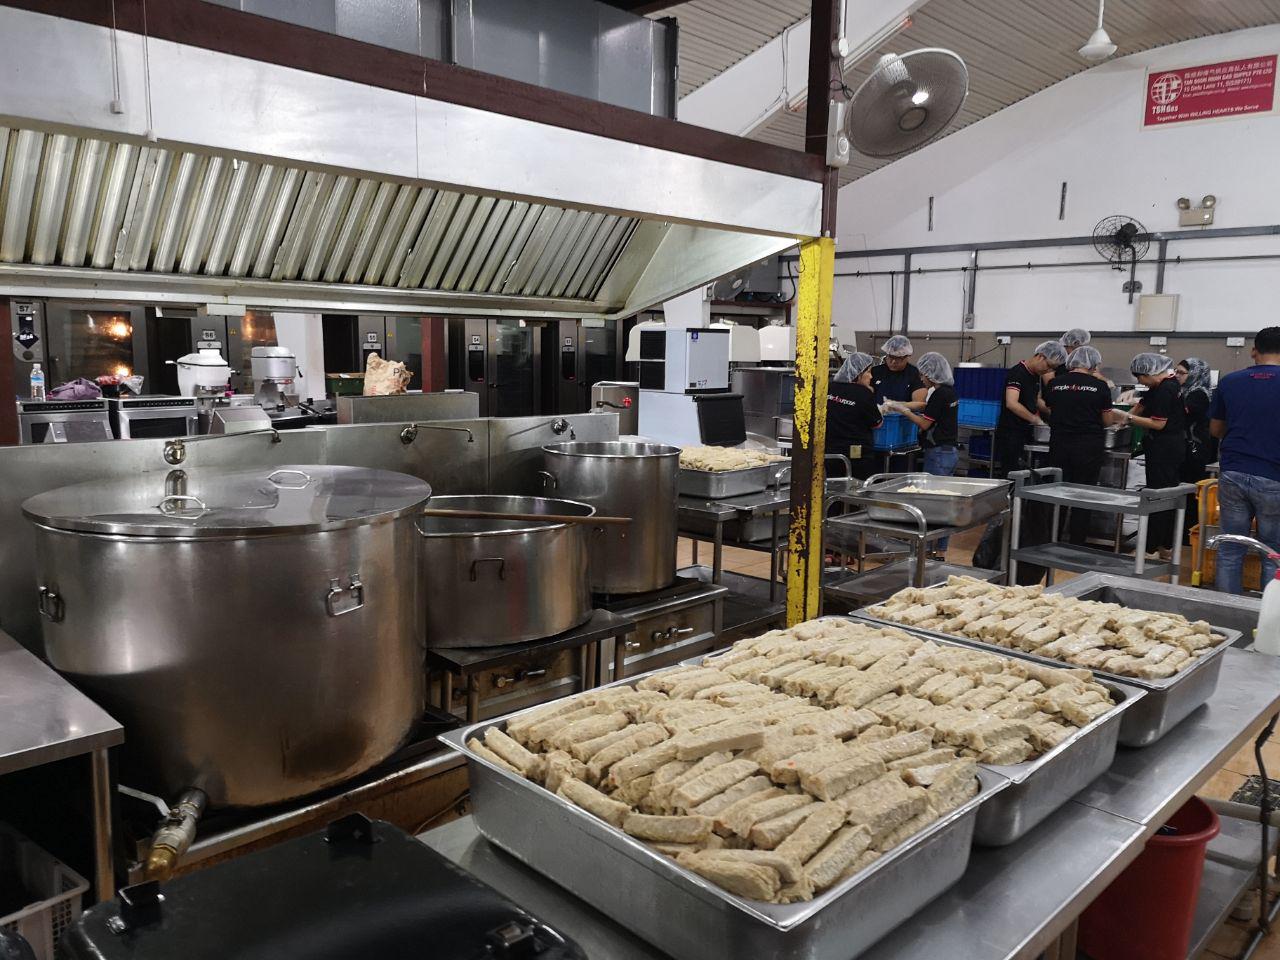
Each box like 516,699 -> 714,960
859,474 -> 1011,527
679,462 -> 787,499
854,573 -> 1239,748
443,709 -> 1004,960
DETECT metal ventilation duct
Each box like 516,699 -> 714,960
0,125 -> 639,305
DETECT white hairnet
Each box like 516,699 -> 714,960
1060,328 -> 1091,349
833,351 -> 875,383
882,335 -> 914,358
916,351 -> 954,385
1034,340 -> 1068,367
1067,345 -> 1103,371
1130,352 -> 1174,377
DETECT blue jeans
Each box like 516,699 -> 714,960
1216,470 -> 1280,595
924,446 -> 959,550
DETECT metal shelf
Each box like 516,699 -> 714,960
1011,542 -> 1175,580
1186,812 -> 1278,960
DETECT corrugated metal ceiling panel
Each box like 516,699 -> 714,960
708,0 -> 1280,183
0,126 -> 638,303
656,0 -> 810,96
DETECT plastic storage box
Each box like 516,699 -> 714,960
955,366 -> 1006,402
958,398 -> 1001,428
873,413 -> 918,450
0,823 -> 88,960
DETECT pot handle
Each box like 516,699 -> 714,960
470,557 -> 506,582
536,470 -> 558,490
326,574 -> 365,616
156,494 -> 208,516
267,469 -> 313,488
37,586 -> 64,623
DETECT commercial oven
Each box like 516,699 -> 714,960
322,315 -> 423,390
14,301 -> 148,389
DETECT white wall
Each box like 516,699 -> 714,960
833,25 -> 1280,343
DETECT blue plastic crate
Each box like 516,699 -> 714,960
955,366 -> 1007,402
958,398 -> 1001,428
873,412 -> 918,450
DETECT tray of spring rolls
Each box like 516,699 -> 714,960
858,575 -> 1240,749
678,446 -> 790,499
440,615 -> 1142,960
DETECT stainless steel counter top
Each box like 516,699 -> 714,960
0,630 -> 122,775
421,646 -> 1280,960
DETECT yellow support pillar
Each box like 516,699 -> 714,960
786,235 -> 835,626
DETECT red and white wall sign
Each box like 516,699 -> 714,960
1144,55 -> 1277,127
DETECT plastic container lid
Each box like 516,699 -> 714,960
173,351 -> 229,367
23,465 -> 430,538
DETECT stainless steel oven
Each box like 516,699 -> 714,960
108,396 -> 198,439
43,301 -> 148,387
17,399 -> 114,444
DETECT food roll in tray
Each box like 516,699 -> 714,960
442,615 -> 1142,959
858,575 -> 1236,748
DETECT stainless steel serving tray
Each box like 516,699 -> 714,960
441,677 -> 1008,960
679,462 -> 786,499
860,474 -> 1011,526
853,602 -> 1232,750
835,616 -> 1143,845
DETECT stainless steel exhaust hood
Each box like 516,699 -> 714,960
0,6 -> 818,317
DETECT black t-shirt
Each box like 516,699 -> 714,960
1044,370 -> 1112,442
826,381 -> 883,454
870,362 -> 924,404
1139,377 -> 1186,459
997,361 -> 1040,437
920,384 -> 958,449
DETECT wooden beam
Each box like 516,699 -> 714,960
421,318 -> 447,393
3,0 -> 825,185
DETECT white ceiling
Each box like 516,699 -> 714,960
658,0 -> 1280,183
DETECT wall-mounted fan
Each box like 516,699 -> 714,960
1092,215 -> 1150,304
845,49 -> 970,159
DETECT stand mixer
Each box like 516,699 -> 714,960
250,346 -> 318,429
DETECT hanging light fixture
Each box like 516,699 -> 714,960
1078,0 -> 1117,61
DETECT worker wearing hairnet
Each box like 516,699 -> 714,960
827,351 -> 883,480
1042,346 -> 1126,544
994,340 -> 1067,476
1128,353 -> 1185,559
869,335 -> 924,405
1175,358 -> 1217,531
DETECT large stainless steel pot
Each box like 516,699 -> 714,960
416,495 -> 594,648
22,465 -> 431,808
542,441 -> 679,594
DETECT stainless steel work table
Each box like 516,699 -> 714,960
421,647 -> 1280,960
678,479 -> 857,602
0,630 -> 123,902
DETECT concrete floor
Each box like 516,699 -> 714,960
677,530 -> 1280,960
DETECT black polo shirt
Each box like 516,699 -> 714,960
870,362 -> 924,404
1044,370 -> 1112,442
997,361 -> 1041,437
920,384 -> 959,449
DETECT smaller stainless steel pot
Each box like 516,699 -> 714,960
1032,422 -> 1052,444
417,495 -> 594,648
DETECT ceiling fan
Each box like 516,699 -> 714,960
1079,0 -> 1117,61
841,48 -> 970,160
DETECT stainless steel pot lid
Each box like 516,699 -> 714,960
22,465 -> 431,538
417,494 -> 594,536
543,440 -> 679,458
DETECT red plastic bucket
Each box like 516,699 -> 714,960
1079,796 -> 1220,960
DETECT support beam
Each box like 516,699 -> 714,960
786,237 -> 835,625
787,0 -> 842,627
422,318 -> 448,392
0,300 -> 16,446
